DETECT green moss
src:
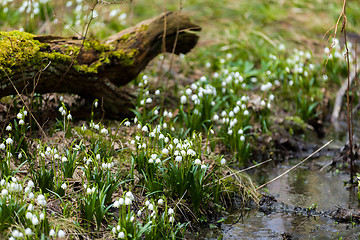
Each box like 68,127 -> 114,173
0,31 -> 41,76
74,48 -> 137,74
118,33 -> 132,43
42,51 -> 72,63
284,116 -> 308,133
63,44 -> 81,56
83,40 -> 112,52
139,24 -> 149,31
0,30 -> 137,77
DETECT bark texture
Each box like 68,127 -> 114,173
0,12 -> 201,117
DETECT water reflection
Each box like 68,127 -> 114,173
216,156 -> 360,239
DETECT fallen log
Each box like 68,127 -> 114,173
0,12 -> 201,117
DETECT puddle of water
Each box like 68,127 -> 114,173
219,210 -> 359,240
255,156 -> 359,211
199,156 -> 360,239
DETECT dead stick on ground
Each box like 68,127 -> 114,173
204,159 -> 273,187
256,140 -> 332,190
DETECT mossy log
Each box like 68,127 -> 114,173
0,12 -> 201,117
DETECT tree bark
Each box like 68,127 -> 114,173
0,12 -> 201,117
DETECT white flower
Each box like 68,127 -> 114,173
67,114 -> 72,120
28,192 -> 35,199
185,88 -> 192,95
31,215 -> 39,225
278,43 -> 285,51
155,89 -> 161,95
61,183 -> 67,190
157,199 -> 164,205
37,194 -> 47,206
125,197 -> 132,205
49,229 -> 55,237
12,230 -> 20,238
124,121 -> 130,127
201,164 -> 207,170
6,125 -> 11,131
58,230 -> 66,238
148,203 -> 154,211
162,148 -> 169,155
118,232 -> 125,239
145,200 -> 150,206
26,212 -> 33,220
125,191 -> 134,200
0,143 -> 5,150
175,156 -> 182,162
194,159 -> 201,165
220,158 -> 226,165
6,138 -> 13,145
94,101 -> 98,108
168,208 -> 174,215
142,126 -> 148,132
244,110 -> 249,116
113,200 -> 120,208
100,128 -> 108,135
169,216 -> 174,222
17,113 -> 23,119
137,210 -> 142,217
40,213 -> 45,220
1,189 -> 8,196
146,97 -> 152,104
180,95 -> 187,104
27,180 -> 34,188
61,156 -> 68,162
240,135 -> 245,141
27,204 -> 34,211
